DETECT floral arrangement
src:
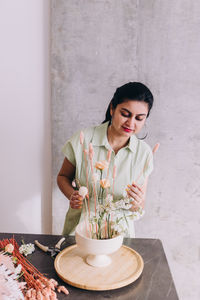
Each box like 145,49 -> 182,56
0,238 -> 69,299
74,131 -> 146,240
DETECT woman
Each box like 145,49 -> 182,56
57,82 -> 154,237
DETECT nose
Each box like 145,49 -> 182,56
126,117 -> 136,129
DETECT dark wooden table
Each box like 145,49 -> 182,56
0,233 -> 179,300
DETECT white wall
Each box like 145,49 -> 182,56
0,1 -> 52,234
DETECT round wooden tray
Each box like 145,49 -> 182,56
54,244 -> 144,291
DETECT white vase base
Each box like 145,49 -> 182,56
86,254 -> 112,267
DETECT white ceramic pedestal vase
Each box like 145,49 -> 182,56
75,222 -> 123,267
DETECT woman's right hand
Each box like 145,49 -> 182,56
69,190 -> 83,209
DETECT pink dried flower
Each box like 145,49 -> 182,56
0,252 -> 15,272
89,143 -> 94,160
0,253 -> 25,299
113,165 -> 117,179
107,149 -> 112,162
49,278 -> 58,287
57,285 -> 69,295
80,131 -> 84,145
152,142 -> 160,154
36,290 -> 43,300
50,290 -> 57,299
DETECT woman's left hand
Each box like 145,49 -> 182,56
126,182 -> 144,211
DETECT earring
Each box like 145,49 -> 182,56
137,123 -> 148,140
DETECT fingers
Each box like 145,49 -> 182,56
69,191 -> 83,209
132,181 -> 143,193
126,183 -> 144,212
127,184 -> 143,203
130,204 -> 141,212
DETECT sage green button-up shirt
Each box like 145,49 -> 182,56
62,121 -> 153,237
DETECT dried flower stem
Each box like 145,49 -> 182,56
106,150 -> 112,178
89,143 -> 97,216
135,143 -> 160,184
88,143 -> 98,236
80,132 -> 90,217
135,156 -> 151,184
106,150 -> 112,198
104,219 -> 107,238
0,238 -> 69,297
112,165 -> 116,199
83,198 -> 90,238
83,148 -> 90,216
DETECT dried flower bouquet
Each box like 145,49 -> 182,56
74,132 -> 145,240
0,238 -> 69,299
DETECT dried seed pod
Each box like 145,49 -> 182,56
57,285 -> 69,295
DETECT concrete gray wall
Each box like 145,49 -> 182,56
51,1 -> 200,299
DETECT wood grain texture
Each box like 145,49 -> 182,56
54,244 -> 144,290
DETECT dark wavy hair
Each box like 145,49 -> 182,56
102,82 -> 154,124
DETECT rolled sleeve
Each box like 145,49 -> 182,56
143,150 -> 153,178
62,140 -> 76,166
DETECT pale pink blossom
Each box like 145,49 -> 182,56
5,243 -> 14,254
78,186 -> 88,198
72,180 -> 76,188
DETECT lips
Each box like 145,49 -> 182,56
122,127 -> 133,133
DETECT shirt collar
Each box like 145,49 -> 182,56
127,134 -> 138,152
92,121 -> 138,152
92,122 -> 111,150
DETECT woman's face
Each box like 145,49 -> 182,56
110,100 -> 149,137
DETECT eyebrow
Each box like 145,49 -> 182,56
120,108 -> 147,116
